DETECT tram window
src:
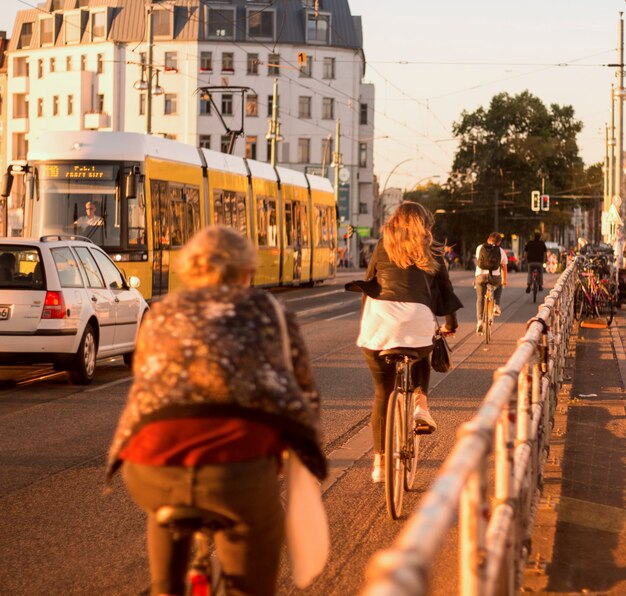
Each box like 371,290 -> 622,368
299,203 -> 309,246
284,201 -> 294,246
169,185 -> 184,247
151,180 -> 170,249
235,193 -> 247,235
268,199 -> 277,247
257,195 -> 268,246
127,192 -> 146,246
185,186 -> 200,238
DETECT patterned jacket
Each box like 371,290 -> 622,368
106,285 -> 326,481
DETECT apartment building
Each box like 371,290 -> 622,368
6,0 -> 376,234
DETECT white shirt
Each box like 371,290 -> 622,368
356,297 -> 436,350
474,244 -> 508,277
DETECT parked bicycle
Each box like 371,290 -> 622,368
379,348 -> 430,520
574,254 -> 617,326
156,505 -> 233,596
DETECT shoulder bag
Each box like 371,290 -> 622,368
266,294 -> 330,589
431,324 -> 452,373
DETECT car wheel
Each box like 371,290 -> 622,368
69,324 -> 97,385
123,352 -> 133,367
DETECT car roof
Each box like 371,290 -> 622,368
0,237 -> 98,249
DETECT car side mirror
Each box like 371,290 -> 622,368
128,275 -> 141,289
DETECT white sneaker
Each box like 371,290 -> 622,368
494,305 -> 501,317
372,453 -> 384,483
413,406 -> 437,434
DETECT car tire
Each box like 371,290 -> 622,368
69,324 -> 97,385
123,352 -> 133,367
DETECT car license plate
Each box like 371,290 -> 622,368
0,306 -> 11,320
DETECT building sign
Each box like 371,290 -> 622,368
338,183 -> 349,222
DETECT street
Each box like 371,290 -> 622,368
0,269 -> 559,595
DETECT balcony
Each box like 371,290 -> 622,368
83,112 -> 110,130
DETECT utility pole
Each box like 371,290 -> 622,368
609,85 -> 615,209
333,118 -> 341,210
618,13 -> 625,267
146,4 -> 154,135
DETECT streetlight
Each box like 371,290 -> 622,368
377,158 -> 413,236
410,175 -> 441,191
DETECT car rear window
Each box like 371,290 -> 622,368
51,247 -> 84,288
0,245 -> 45,290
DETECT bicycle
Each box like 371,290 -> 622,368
156,505 -> 234,596
379,348 -> 428,520
529,265 -> 541,304
481,280 -> 496,344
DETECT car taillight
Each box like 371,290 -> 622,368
42,291 -> 67,319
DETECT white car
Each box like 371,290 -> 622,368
0,236 -> 149,384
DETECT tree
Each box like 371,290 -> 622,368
448,91 -> 583,246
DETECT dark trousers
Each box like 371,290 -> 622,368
475,274 -> 503,321
123,458 -> 283,596
361,346 -> 433,453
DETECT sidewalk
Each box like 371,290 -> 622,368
523,310 -> 626,594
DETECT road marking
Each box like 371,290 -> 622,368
322,425 -> 372,493
85,376 -> 133,392
326,311 -> 355,321
283,289 -> 345,304
298,299 -> 359,318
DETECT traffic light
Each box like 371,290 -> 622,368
541,194 -> 550,211
531,190 -> 540,212
347,225 -> 354,238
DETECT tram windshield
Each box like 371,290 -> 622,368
34,163 -> 123,247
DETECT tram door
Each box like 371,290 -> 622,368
150,180 -> 170,299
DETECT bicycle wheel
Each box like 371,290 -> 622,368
532,280 -> 538,303
403,390 -> 420,491
484,295 -> 493,344
597,292 -> 615,326
574,287 -> 585,321
384,389 -> 404,520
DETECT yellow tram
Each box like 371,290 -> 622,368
2,131 -> 337,301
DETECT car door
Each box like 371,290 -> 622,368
72,246 -> 116,354
90,248 -> 141,351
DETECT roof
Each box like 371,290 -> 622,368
8,0 -> 363,51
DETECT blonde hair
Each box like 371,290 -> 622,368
177,226 -> 258,287
382,201 -> 441,274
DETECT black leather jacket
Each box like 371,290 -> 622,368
346,241 -> 463,330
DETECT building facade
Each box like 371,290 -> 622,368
6,0 -> 376,236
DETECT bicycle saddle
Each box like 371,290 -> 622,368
156,505 -> 233,532
379,348 -> 424,362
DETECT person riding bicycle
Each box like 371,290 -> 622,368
524,232 -> 547,293
346,202 -> 462,483
106,226 -> 326,596
474,232 -> 508,334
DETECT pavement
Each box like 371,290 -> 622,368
522,309 -> 626,594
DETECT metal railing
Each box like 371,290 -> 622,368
362,262 -> 578,596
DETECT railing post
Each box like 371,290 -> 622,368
460,465 -> 487,596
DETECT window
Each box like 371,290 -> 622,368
360,103 -> 368,125
97,94 -> 104,113
256,196 -> 277,247
307,13 -> 330,43
13,57 -> 29,77
206,7 -> 235,39
199,96 -> 211,115
359,202 -> 368,215
66,55 -> 72,71
13,133 -> 28,160
91,11 -> 107,41
268,53 -> 280,76
200,51 -> 212,71
220,135 -> 230,153
164,94 -> 177,115
51,247 -> 84,288
96,53 -> 103,74
49,57 -> 56,73
298,96 -> 311,119
80,54 -> 86,71
222,52 -> 234,72
139,93 -> 146,115
37,59 -> 43,79
152,9 -> 172,37
247,9 -> 274,39
246,94 -> 258,117
164,52 -> 177,71
359,143 -> 367,168
37,98 -> 43,118
322,97 -> 334,120
297,138 -> 310,164
267,94 -> 279,117
299,57 -> 312,78
18,22 -> 33,49
246,136 -> 257,160
247,53 -> 259,75
40,17 -> 54,45
74,247 -> 104,288
222,94 -> 233,116
199,135 -> 211,149
65,12 -> 81,44
67,95 -> 74,115
90,249 -> 125,289
13,94 -> 28,118
213,190 -> 247,234
322,57 -> 335,79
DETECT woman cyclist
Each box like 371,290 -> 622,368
347,201 -> 462,482
106,226 -> 326,596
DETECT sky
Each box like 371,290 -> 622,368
0,0 -> 622,191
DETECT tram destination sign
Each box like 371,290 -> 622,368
40,164 -> 116,180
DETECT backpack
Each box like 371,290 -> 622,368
477,243 -> 501,272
